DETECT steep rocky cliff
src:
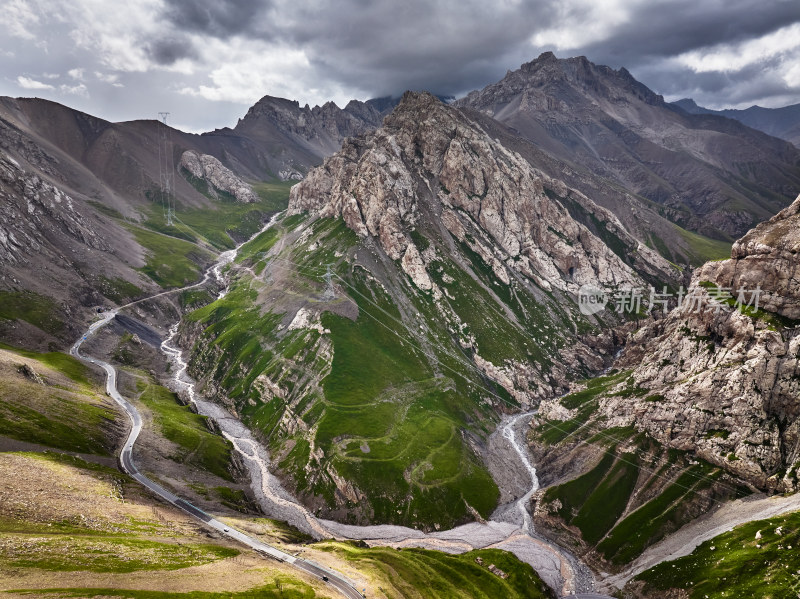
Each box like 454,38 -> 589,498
179,150 -> 259,203
530,195 -> 800,571
598,195 -> 800,491
290,91 -> 676,297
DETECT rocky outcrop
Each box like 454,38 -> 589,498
0,153 -> 108,265
591,195 -> 800,491
705,199 -> 800,320
179,150 -> 259,203
290,91 -> 672,297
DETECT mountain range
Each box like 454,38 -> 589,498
674,97 -> 800,148
457,53 -> 800,240
2,51 -> 800,598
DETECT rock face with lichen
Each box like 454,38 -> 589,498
290,91 -> 674,298
593,195 -> 800,491
179,150 -> 259,203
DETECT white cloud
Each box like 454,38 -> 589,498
68,68 -> 85,80
16,75 -> 54,90
784,62 -> 800,89
59,83 -> 89,97
60,0 -> 164,72
677,23 -> 800,73
177,38 -> 356,108
530,0 -> 640,50
95,71 -> 124,88
3,0 -> 40,40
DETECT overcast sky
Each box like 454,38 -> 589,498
2,0 -> 800,132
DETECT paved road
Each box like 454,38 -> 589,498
71,311 -> 364,599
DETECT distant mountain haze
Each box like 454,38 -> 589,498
673,98 -> 800,148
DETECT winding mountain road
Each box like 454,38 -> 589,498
65,215 -> 603,598
70,310 -> 364,599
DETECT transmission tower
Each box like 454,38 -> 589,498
323,264 -> 336,300
157,112 -> 175,226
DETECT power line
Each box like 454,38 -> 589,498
158,112 -> 175,227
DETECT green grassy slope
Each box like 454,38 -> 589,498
127,226 -> 213,289
633,509 -> 800,598
0,291 -> 66,336
143,181 -> 293,251
136,380 -> 235,481
0,346 -> 118,454
182,207 -> 589,529
676,227 -> 733,265
534,372 -> 749,567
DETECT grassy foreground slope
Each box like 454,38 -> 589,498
0,345 -> 120,454
631,509 -> 800,599
0,451 -> 554,599
532,371 -> 749,570
0,451 -> 325,598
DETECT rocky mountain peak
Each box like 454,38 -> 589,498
673,97 -> 702,113
468,53 -> 664,109
289,90 -> 671,298
456,54 -> 800,240
238,94 -> 302,122
385,90 -> 446,123
234,93 -> 382,157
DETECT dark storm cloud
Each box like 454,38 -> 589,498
161,0 -> 270,38
160,0 -> 560,97
291,0 -> 560,97
146,36 -> 198,65
578,0 -> 800,65
155,0 -> 800,107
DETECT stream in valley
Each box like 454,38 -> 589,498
158,219 -> 598,597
